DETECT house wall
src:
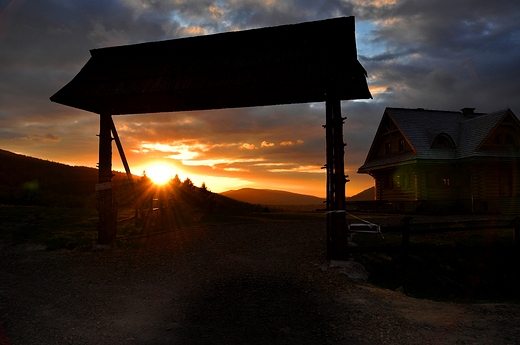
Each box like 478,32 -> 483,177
374,164 -> 471,201
362,109 -> 520,214
373,167 -> 421,203
468,162 -> 520,214
371,161 -> 520,214
420,165 -> 471,201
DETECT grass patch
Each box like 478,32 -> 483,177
220,211 -> 326,223
0,204 -> 98,249
0,204 -> 325,250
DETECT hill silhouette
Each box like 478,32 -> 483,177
347,186 -> 375,201
221,186 -> 375,205
0,148 -> 374,211
0,149 -> 261,215
220,188 -> 324,205
0,149 -> 129,207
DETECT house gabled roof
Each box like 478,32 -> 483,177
358,107 -> 520,173
388,108 -> 462,159
461,109 -> 520,158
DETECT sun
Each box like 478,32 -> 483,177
145,164 -> 175,185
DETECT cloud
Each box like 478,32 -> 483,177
355,0 -> 520,112
268,165 -> 323,173
223,167 -> 248,172
22,133 -> 61,143
1,0 -> 520,196
239,143 -> 257,150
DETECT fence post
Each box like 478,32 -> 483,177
401,217 -> 413,291
401,217 -> 413,252
512,216 -> 520,247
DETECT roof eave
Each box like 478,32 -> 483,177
50,16 -> 372,115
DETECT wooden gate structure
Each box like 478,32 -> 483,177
50,16 -> 371,260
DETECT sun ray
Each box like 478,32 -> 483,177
145,164 -> 176,185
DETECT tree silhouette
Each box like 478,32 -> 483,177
198,182 -> 216,216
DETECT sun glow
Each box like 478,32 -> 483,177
145,164 -> 176,185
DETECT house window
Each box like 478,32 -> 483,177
398,138 -> 405,152
505,134 -> 516,146
395,175 -> 401,188
427,173 -> 437,187
381,174 -> 393,189
403,173 -> 410,188
499,170 -> 512,197
384,142 -> 391,155
493,133 -> 517,147
427,173 -> 452,188
431,134 -> 455,149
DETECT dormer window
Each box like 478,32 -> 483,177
431,133 -> 455,149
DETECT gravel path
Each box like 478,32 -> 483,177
1,220 -> 519,344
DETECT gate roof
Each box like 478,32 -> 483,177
50,16 -> 371,115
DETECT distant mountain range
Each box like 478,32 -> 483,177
220,188 -> 324,205
347,186 -> 375,201
0,148 -> 374,208
220,186 -> 374,205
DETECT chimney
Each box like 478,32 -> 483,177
461,107 -> 476,117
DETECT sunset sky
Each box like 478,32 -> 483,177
1,0 -> 520,198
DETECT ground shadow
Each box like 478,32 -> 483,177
174,275 -> 338,344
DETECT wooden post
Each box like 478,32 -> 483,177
325,91 -> 348,260
512,216 -> 520,247
333,95 -> 347,258
401,216 -> 413,290
325,94 -> 334,260
97,113 -> 116,245
401,217 -> 412,253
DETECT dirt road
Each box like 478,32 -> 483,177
1,220 -> 519,344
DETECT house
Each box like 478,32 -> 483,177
358,107 -> 520,214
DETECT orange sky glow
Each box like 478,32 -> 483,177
110,108 -> 377,198
2,0 -> 517,200
4,102 -> 377,199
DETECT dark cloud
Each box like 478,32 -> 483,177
22,133 -> 61,143
356,0 -> 520,112
1,0 -> 519,195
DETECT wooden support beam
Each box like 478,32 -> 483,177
97,114 -> 116,245
110,118 -> 134,186
325,95 -> 334,259
110,119 -> 144,226
325,91 -> 348,260
332,96 -> 348,260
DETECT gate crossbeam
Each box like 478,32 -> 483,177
50,17 -> 371,258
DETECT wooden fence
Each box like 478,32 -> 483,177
346,216 -> 520,254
